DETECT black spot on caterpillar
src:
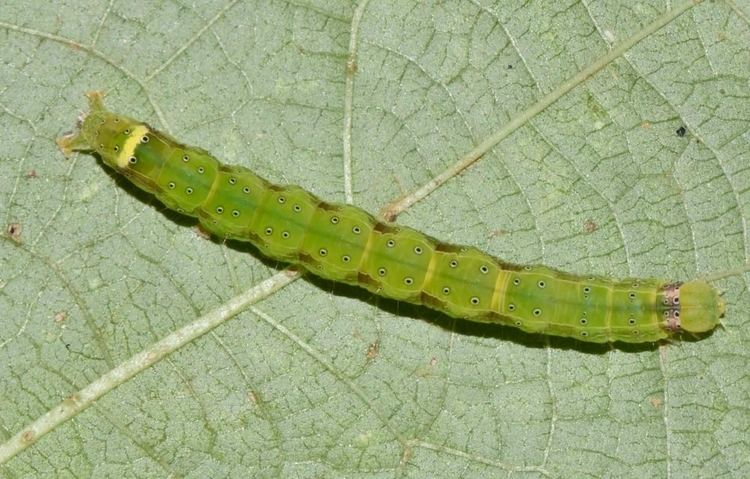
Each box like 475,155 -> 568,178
56,91 -> 724,344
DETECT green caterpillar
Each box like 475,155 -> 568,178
58,91 -> 724,344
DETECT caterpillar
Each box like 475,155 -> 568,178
57,91 -> 724,344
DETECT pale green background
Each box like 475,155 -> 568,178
1,0 -> 749,477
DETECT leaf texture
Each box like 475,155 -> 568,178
1,1 -> 748,477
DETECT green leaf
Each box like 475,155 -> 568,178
1,0 -> 748,477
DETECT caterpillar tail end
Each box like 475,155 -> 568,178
85,90 -> 107,111
57,91 -> 109,157
678,280 -> 725,334
56,129 -> 90,158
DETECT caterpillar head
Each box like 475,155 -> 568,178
678,280 -> 725,334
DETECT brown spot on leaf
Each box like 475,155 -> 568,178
400,444 -> 413,464
583,220 -> 597,233
346,59 -> 358,75
21,430 -> 35,444
415,357 -> 438,378
366,340 -> 380,360
54,311 -> 68,324
6,223 -> 22,243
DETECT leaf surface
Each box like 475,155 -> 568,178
1,1 -> 748,477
